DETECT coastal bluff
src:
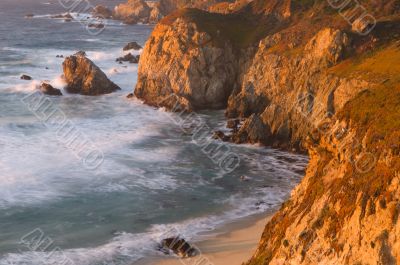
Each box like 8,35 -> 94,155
134,0 -> 400,264
111,0 -> 244,24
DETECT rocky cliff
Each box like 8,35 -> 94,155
134,0 -> 400,263
134,10 -> 240,110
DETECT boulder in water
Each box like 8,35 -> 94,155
51,13 -> 73,20
116,53 -> 140,64
40,82 -> 62,96
159,237 -> 198,258
20,74 -> 32,80
212,130 -> 230,142
88,23 -> 105,29
62,52 -> 121,95
123,41 -> 142,51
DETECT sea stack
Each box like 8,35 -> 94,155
62,52 -> 120,95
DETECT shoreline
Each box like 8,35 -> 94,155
137,212 -> 273,265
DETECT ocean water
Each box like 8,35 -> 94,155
0,0 -> 309,264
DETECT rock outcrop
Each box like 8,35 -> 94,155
62,53 -> 120,95
134,14 -> 237,110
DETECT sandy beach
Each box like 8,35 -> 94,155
141,215 -> 271,265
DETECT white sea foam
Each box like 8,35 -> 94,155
0,180 -> 297,265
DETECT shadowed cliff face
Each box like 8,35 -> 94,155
134,0 -> 400,263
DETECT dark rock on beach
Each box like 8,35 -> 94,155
123,41 -> 142,51
20,74 -> 32,80
116,53 -> 140,64
159,237 -> 198,258
62,52 -> 120,95
40,83 -> 62,96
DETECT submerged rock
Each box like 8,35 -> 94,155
40,82 -> 62,96
159,237 -> 198,258
88,23 -> 105,29
20,74 -> 32,80
123,41 -> 142,51
51,13 -> 73,20
116,53 -> 140,64
62,52 -> 121,95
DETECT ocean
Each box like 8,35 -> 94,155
0,0 -> 308,264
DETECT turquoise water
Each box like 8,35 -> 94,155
0,1 -> 308,264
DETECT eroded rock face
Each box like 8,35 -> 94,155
304,28 -> 350,67
134,18 -> 237,111
226,28 -> 363,151
62,53 -> 120,95
247,116 -> 400,265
